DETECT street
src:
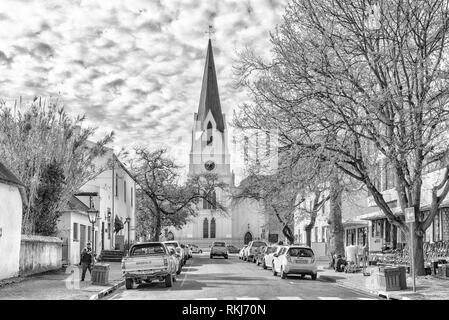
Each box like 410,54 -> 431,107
105,254 -> 381,300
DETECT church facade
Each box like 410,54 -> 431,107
166,40 -> 281,248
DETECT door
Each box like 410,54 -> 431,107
80,225 -> 86,256
244,232 -> 252,245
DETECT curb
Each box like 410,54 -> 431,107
89,280 -> 125,300
319,274 -> 399,300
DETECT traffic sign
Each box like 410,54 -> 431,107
405,207 -> 415,223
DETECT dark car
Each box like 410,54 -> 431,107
227,245 -> 240,254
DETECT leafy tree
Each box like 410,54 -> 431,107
0,97 -> 113,235
234,0 -> 449,274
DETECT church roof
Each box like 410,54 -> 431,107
0,161 -> 23,187
197,39 -> 225,132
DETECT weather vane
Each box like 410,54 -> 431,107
205,25 -> 215,39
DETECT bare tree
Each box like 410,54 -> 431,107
129,147 -> 227,241
234,0 -> 449,274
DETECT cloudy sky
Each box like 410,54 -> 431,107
0,0 -> 288,172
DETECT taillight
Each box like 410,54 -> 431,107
163,258 -> 168,266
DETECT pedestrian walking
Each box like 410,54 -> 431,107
79,242 -> 94,281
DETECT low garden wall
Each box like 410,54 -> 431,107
19,234 -> 63,276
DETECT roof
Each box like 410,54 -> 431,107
65,195 -> 89,212
0,161 -> 23,187
196,39 -> 225,132
343,219 -> 369,228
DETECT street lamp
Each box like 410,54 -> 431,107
88,206 -> 99,262
124,217 -> 131,254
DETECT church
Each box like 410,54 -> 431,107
166,39 -> 283,248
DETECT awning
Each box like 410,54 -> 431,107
359,201 -> 449,221
342,219 -> 369,228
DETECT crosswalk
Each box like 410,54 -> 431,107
195,296 -> 377,300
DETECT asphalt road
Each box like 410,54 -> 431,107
105,254 -> 381,300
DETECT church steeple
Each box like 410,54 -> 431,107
197,39 -> 225,132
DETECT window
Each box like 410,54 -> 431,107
203,218 -> 209,238
244,136 -> 249,163
207,122 -> 213,145
124,180 -> 126,203
266,132 -> 270,156
115,173 -> 118,197
210,218 -> 216,238
130,243 -> 166,256
357,227 -> 367,246
131,187 -> 133,207
203,190 -> 216,209
73,223 -> 79,241
346,229 -> 356,246
288,248 -> 314,257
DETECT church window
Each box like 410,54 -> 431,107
207,122 -> 213,145
203,190 -> 217,209
210,218 -> 216,238
203,218 -> 209,238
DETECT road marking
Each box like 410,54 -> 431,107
277,297 -> 303,300
196,298 -> 218,300
318,297 -> 343,300
235,297 -> 260,300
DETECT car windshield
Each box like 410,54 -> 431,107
266,247 -> 276,254
288,248 -> 314,257
213,242 -> 225,247
165,242 -> 178,248
252,241 -> 267,247
130,244 -> 166,256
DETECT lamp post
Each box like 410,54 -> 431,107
124,217 -> 131,254
87,205 -> 99,263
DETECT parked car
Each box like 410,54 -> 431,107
210,241 -> 228,259
121,242 -> 178,289
164,241 -> 186,267
227,244 -> 240,254
185,244 -> 193,258
272,245 -> 317,280
245,240 -> 268,263
256,245 -> 273,266
263,245 -> 283,269
189,244 -> 203,254
180,244 -> 191,260
239,245 -> 248,259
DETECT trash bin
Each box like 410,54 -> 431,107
91,263 -> 110,285
377,266 -> 407,291
438,264 -> 449,278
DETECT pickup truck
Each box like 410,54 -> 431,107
121,242 -> 177,289
210,241 -> 228,259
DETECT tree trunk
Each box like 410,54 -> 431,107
305,226 -> 312,247
327,174 -> 345,257
413,223 -> 426,276
152,210 -> 162,242
282,225 -> 295,244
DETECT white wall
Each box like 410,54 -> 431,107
0,183 -> 22,280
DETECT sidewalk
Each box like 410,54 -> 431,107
0,262 -> 124,300
317,261 -> 449,300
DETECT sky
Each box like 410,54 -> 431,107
0,0 -> 288,174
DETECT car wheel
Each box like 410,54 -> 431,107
273,265 -> 277,276
281,267 -> 287,279
172,275 -> 176,282
263,261 -> 267,270
225,255 -> 228,259
165,274 -> 173,287
311,273 -> 317,280
210,255 -> 213,259
125,278 -> 133,290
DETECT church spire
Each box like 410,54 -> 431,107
197,38 -> 225,132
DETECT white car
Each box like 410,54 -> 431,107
272,245 -> 317,280
262,245 -> 283,269
163,241 -> 186,266
238,245 -> 248,260
245,240 -> 268,262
